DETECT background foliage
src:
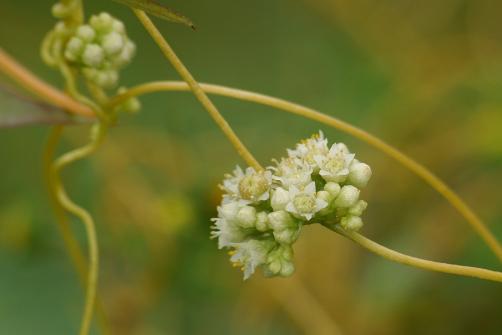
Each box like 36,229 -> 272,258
1,0 -> 502,334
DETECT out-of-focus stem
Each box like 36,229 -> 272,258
43,126 -> 111,335
50,124 -> 107,335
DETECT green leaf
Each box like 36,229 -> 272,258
111,0 -> 195,29
0,84 -> 88,128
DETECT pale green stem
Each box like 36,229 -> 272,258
43,126 -> 111,335
132,9 -> 263,171
324,223 -> 502,283
51,124 -> 107,335
107,81 -> 502,264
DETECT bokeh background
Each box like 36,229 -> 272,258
1,0 -> 502,334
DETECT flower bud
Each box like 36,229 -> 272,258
76,25 -> 96,43
273,227 -> 300,244
271,188 -> 289,211
324,182 -> 340,198
348,162 -> 372,188
348,200 -> 367,217
90,12 -> 114,33
102,32 -> 124,56
280,261 -> 295,277
334,185 -> 360,208
237,206 -> 256,229
316,190 -> 332,204
268,211 -> 295,231
255,212 -> 270,232
82,44 -> 104,67
340,215 -> 363,231
64,37 -> 84,62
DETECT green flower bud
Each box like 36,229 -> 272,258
82,44 -> 104,67
64,37 -> 84,62
348,200 -> 367,217
255,212 -> 270,232
102,32 -> 124,56
334,185 -> 360,208
76,25 -> 96,43
340,215 -> 363,231
264,245 -> 295,277
273,228 -> 300,244
280,261 -> 295,277
90,12 -> 114,33
268,210 -> 295,231
324,182 -> 341,198
112,40 -> 136,67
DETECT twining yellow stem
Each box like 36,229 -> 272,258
107,81 -> 502,264
51,124 -> 107,335
324,224 -> 502,283
43,126 -> 111,335
132,10 -> 263,171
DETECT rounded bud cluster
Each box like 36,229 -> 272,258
211,131 -> 372,279
63,12 -> 136,89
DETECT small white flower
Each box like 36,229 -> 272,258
287,131 -> 329,168
315,143 -> 354,183
211,201 -> 248,248
221,166 -> 272,203
285,182 -> 327,220
210,217 -> 246,249
272,157 -> 312,189
230,240 -> 275,279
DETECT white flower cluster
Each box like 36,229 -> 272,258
212,132 -> 372,279
64,12 -> 136,89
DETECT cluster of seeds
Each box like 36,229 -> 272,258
63,12 -> 136,89
212,132 -> 372,279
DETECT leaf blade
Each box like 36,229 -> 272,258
0,83 -> 88,128
111,0 -> 195,29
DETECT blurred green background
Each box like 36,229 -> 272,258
1,0 -> 502,334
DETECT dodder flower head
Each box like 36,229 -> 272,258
211,131 -> 372,279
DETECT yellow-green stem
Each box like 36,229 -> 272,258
43,126 -> 111,335
132,10 -> 262,171
51,124 -> 107,335
108,81 -> 502,264
324,224 -> 502,283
